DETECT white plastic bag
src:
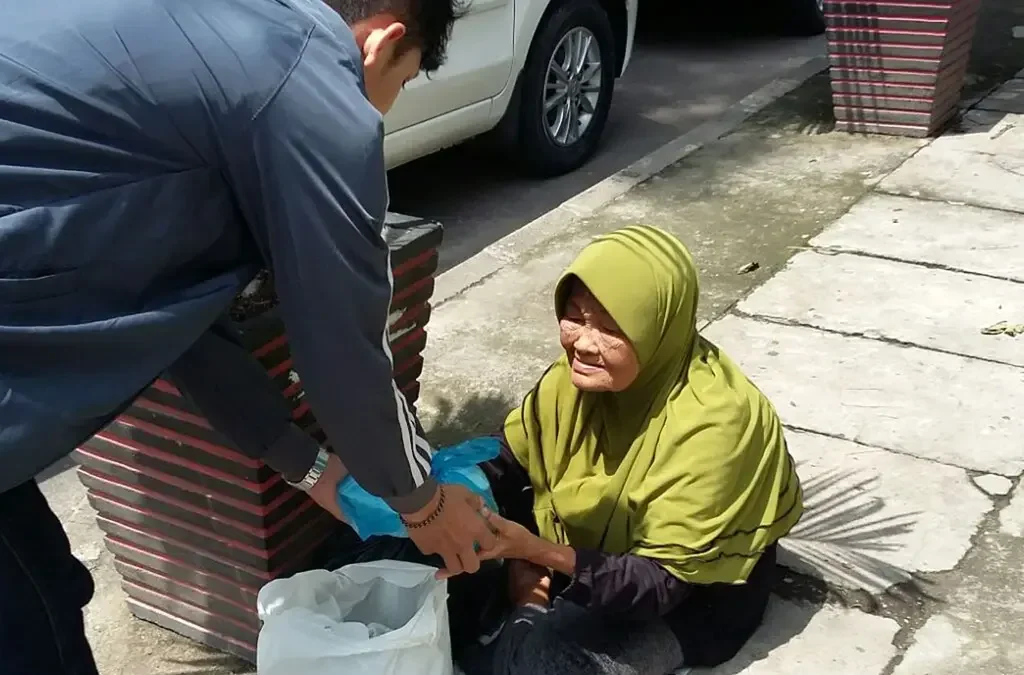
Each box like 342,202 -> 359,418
256,560 -> 453,675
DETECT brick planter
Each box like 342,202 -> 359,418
72,215 -> 443,662
826,0 -> 982,137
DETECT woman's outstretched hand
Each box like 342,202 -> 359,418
479,507 -> 579,576
477,507 -> 539,561
433,506 -> 537,580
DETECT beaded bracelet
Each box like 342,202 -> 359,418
400,486 -> 446,530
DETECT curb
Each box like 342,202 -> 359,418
432,54 -> 831,308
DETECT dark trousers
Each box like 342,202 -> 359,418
0,480 -> 99,675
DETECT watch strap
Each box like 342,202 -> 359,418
286,447 -> 331,492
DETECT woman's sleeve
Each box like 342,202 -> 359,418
479,435 -> 538,534
560,549 -> 691,620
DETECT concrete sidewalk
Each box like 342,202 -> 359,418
417,74 -> 1024,674
41,67 -> 1024,675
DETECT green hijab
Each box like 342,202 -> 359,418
504,226 -> 803,584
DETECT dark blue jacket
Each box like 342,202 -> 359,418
0,0 -> 435,511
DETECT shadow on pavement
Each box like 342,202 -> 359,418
160,654 -> 252,675
36,454 -> 77,484
781,467 -> 936,602
421,390 -> 519,448
712,465 -> 936,673
708,595 -> 817,674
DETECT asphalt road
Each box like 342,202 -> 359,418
387,7 -> 826,273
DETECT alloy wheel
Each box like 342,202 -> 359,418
543,27 -> 603,147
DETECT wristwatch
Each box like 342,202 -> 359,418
286,447 -> 331,492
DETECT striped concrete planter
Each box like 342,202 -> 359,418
72,215 -> 443,662
826,0 -> 982,137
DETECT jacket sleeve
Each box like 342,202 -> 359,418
560,549 -> 692,620
165,319 -> 321,483
223,27 -> 434,512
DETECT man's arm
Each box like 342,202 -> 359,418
224,27 -> 434,514
165,319 -> 319,483
166,319 -> 348,520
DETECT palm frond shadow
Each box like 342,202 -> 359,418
780,465 -> 935,600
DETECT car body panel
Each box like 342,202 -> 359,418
383,0 -> 637,169
622,0 -> 638,72
384,0 -> 515,134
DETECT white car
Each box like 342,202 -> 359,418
383,0 -> 638,176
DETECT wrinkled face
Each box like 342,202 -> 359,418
559,279 -> 641,393
358,19 -> 422,114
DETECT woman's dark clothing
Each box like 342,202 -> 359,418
480,439 -> 778,668
460,600 -> 684,675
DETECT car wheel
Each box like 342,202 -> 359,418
514,0 -> 617,177
777,0 -> 826,36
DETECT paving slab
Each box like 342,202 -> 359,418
957,107 -> 1014,134
975,79 -> 1024,114
702,316 -> 1024,475
892,613 -> 1024,675
891,527 -> 1024,675
878,142 -> 1024,214
737,251 -> 1024,367
778,430 -> 990,593
933,112 -> 1024,157
810,194 -> 1024,283
973,474 -> 1014,496
704,599 -> 899,675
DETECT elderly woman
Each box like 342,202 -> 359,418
460,225 -> 804,675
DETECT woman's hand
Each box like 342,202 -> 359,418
508,559 -> 552,608
478,508 -> 579,576
477,508 -> 541,562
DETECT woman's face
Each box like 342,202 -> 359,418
559,281 -> 640,393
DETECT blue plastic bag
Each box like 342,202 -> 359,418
337,436 -> 501,540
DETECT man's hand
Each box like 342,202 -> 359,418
403,484 -> 498,578
306,453 -> 348,521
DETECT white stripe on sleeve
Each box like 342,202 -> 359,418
382,246 -> 431,485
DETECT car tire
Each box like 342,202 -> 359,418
776,0 -> 826,36
513,0 -> 617,177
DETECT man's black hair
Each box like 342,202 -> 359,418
329,0 -> 466,73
